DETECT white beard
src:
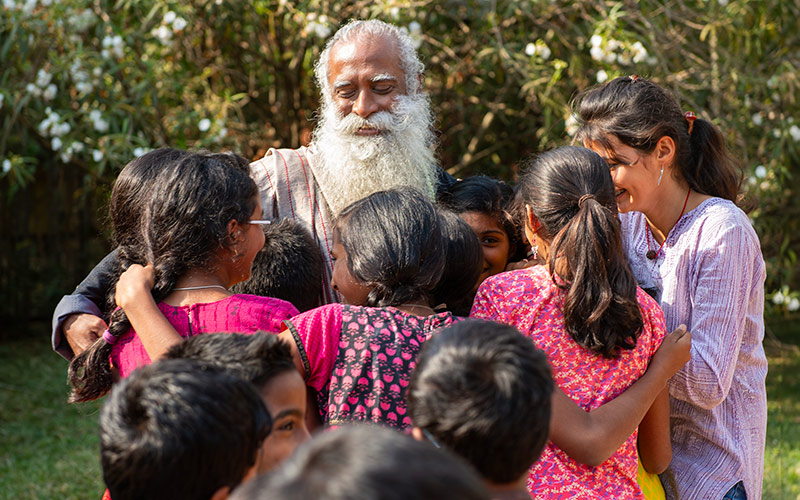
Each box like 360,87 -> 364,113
311,92 -> 439,216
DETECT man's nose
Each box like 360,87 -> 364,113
351,90 -> 378,119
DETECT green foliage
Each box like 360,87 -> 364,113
0,0 -> 798,314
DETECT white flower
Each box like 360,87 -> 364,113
754,165 -> 767,178
36,69 -> 52,88
789,124 -> 800,142
773,291 -> 785,304
389,7 -> 400,19
76,81 -> 94,94
590,34 -> 602,48
767,76 -> 778,89
525,43 -> 536,57
602,49 -> 616,64
565,114 -> 579,136
153,25 -> 172,44
0,93 -> 4,111
218,127 -> 227,138
538,44 -> 551,60
307,20 -> 331,39
164,10 -> 176,24
172,17 -> 187,32
93,67 -> 102,77
26,83 -> 41,96
52,122 -> 71,136
617,53 -> 631,65
718,0 -> 728,5
772,129 -> 781,138
69,141 -> 84,153
631,41 -> 648,64
596,69 -> 609,83
590,46 -> 604,61
67,9 -> 96,32
92,149 -> 104,162
2,0 -> 15,10
51,137 -> 63,151
21,0 -> 35,15
788,297 -> 800,311
133,147 -> 149,157
43,83 -> 56,100
408,21 -> 421,34
93,118 -> 109,133
198,118 -> 211,132
2,159 -> 11,174
752,113 -> 763,126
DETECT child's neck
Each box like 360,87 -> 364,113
394,298 -> 435,317
165,268 -> 233,307
484,476 -> 530,500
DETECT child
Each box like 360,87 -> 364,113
575,76 -> 767,500
430,210 -> 483,316
164,332 -> 310,473
471,146 -> 670,498
68,150 -> 298,402
232,218 -> 324,312
408,319 -> 554,499
100,358 -> 271,500
278,188 -> 458,431
228,425 -> 490,500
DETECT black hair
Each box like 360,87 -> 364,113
100,358 -> 271,500
232,218 -> 323,312
408,319 -> 554,484
228,425 -> 490,500
431,210 -> 483,316
336,188 -> 444,307
574,76 -> 742,202
68,150 -> 258,402
517,146 -> 643,358
438,175 -> 526,262
163,332 -> 296,391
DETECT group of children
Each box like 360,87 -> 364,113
68,75 -> 765,500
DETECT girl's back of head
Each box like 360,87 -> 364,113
69,150 -> 258,402
573,75 -> 741,202
517,146 -> 642,358
336,187 -> 444,308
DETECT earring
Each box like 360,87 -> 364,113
657,165 -> 664,186
530,235 -> 539,260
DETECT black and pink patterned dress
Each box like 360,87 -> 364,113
283,303 -> 459,430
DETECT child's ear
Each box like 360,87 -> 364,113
411,427 -> 425,442
209,485 -> 230,500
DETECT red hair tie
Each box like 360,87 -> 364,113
629,74 -> 639,83
684,111 -> 697,135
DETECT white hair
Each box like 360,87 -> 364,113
314,19 -> 425,97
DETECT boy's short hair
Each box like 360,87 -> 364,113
432,209 -> 483,316
100,359 -> 271,500
232,218 -> 323,311
408,319 -> 554,484
164,332 -> 295,390
229,425 -> 490,500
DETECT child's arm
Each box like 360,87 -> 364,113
115,264 -> 183,360
549,325 -> 690,466
637,387 -> 672,473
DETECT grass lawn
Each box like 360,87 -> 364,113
1,318 -> 799,499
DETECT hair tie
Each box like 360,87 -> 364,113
629,74 -> 639,83
577,194 -> 595,208
684,111 -> 697,135
102,329 -> 118,346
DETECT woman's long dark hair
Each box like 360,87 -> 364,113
517,146 -> 643,358
336,188 -> 444,308
68,150 -> 257,402
574,76 -> 742,202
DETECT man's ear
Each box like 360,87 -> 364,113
209,485 -> 230,500
411,426 -> 425,442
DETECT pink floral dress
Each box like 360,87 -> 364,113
471,266 -> 666,500
283,303 -> 459,430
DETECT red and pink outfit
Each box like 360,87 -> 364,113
471,266 -> 666,500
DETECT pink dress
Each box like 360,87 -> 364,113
111,294 -> 298,378
283,303 -> 459,430
471,266 -> 666,500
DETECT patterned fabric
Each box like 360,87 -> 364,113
110,294 -> 298,378
620,198 -> 767,500
637,457 -> 666,500
284,303 -> 459,430
471,265 -> 666,500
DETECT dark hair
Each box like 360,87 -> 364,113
408,319 -> 553,484
431,210 -> 483,316
232,218 -> 323,312
68,151 -> 258,402
164,332 -> 296,390
517,146 -> 643,358
100,358 -> 271,500
229,425 -> 490,500
336,188 -> 444,307
574,76 -> 742,202
438,175 -> 525,261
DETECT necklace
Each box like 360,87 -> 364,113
646,188 -> 691,260
172,285 -> 229,291
397,303 -> 436,316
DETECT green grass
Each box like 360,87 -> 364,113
1,318 -> 799,499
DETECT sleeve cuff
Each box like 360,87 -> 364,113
51,294 -> 104,361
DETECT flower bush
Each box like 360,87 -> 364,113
0,0 -> 798,319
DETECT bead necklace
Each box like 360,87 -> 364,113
646,188 -> 691,260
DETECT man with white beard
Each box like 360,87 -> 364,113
250,19 -> 453,304
50,19 -> 454,358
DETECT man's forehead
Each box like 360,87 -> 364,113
328,35 -> 405,79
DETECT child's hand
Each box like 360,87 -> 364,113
650,324 -> 692,379
115,264 -> 155,310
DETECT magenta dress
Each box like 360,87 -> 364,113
283,303 -> 459,430
111,294 -> 298,378
471,266 -> 666,500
